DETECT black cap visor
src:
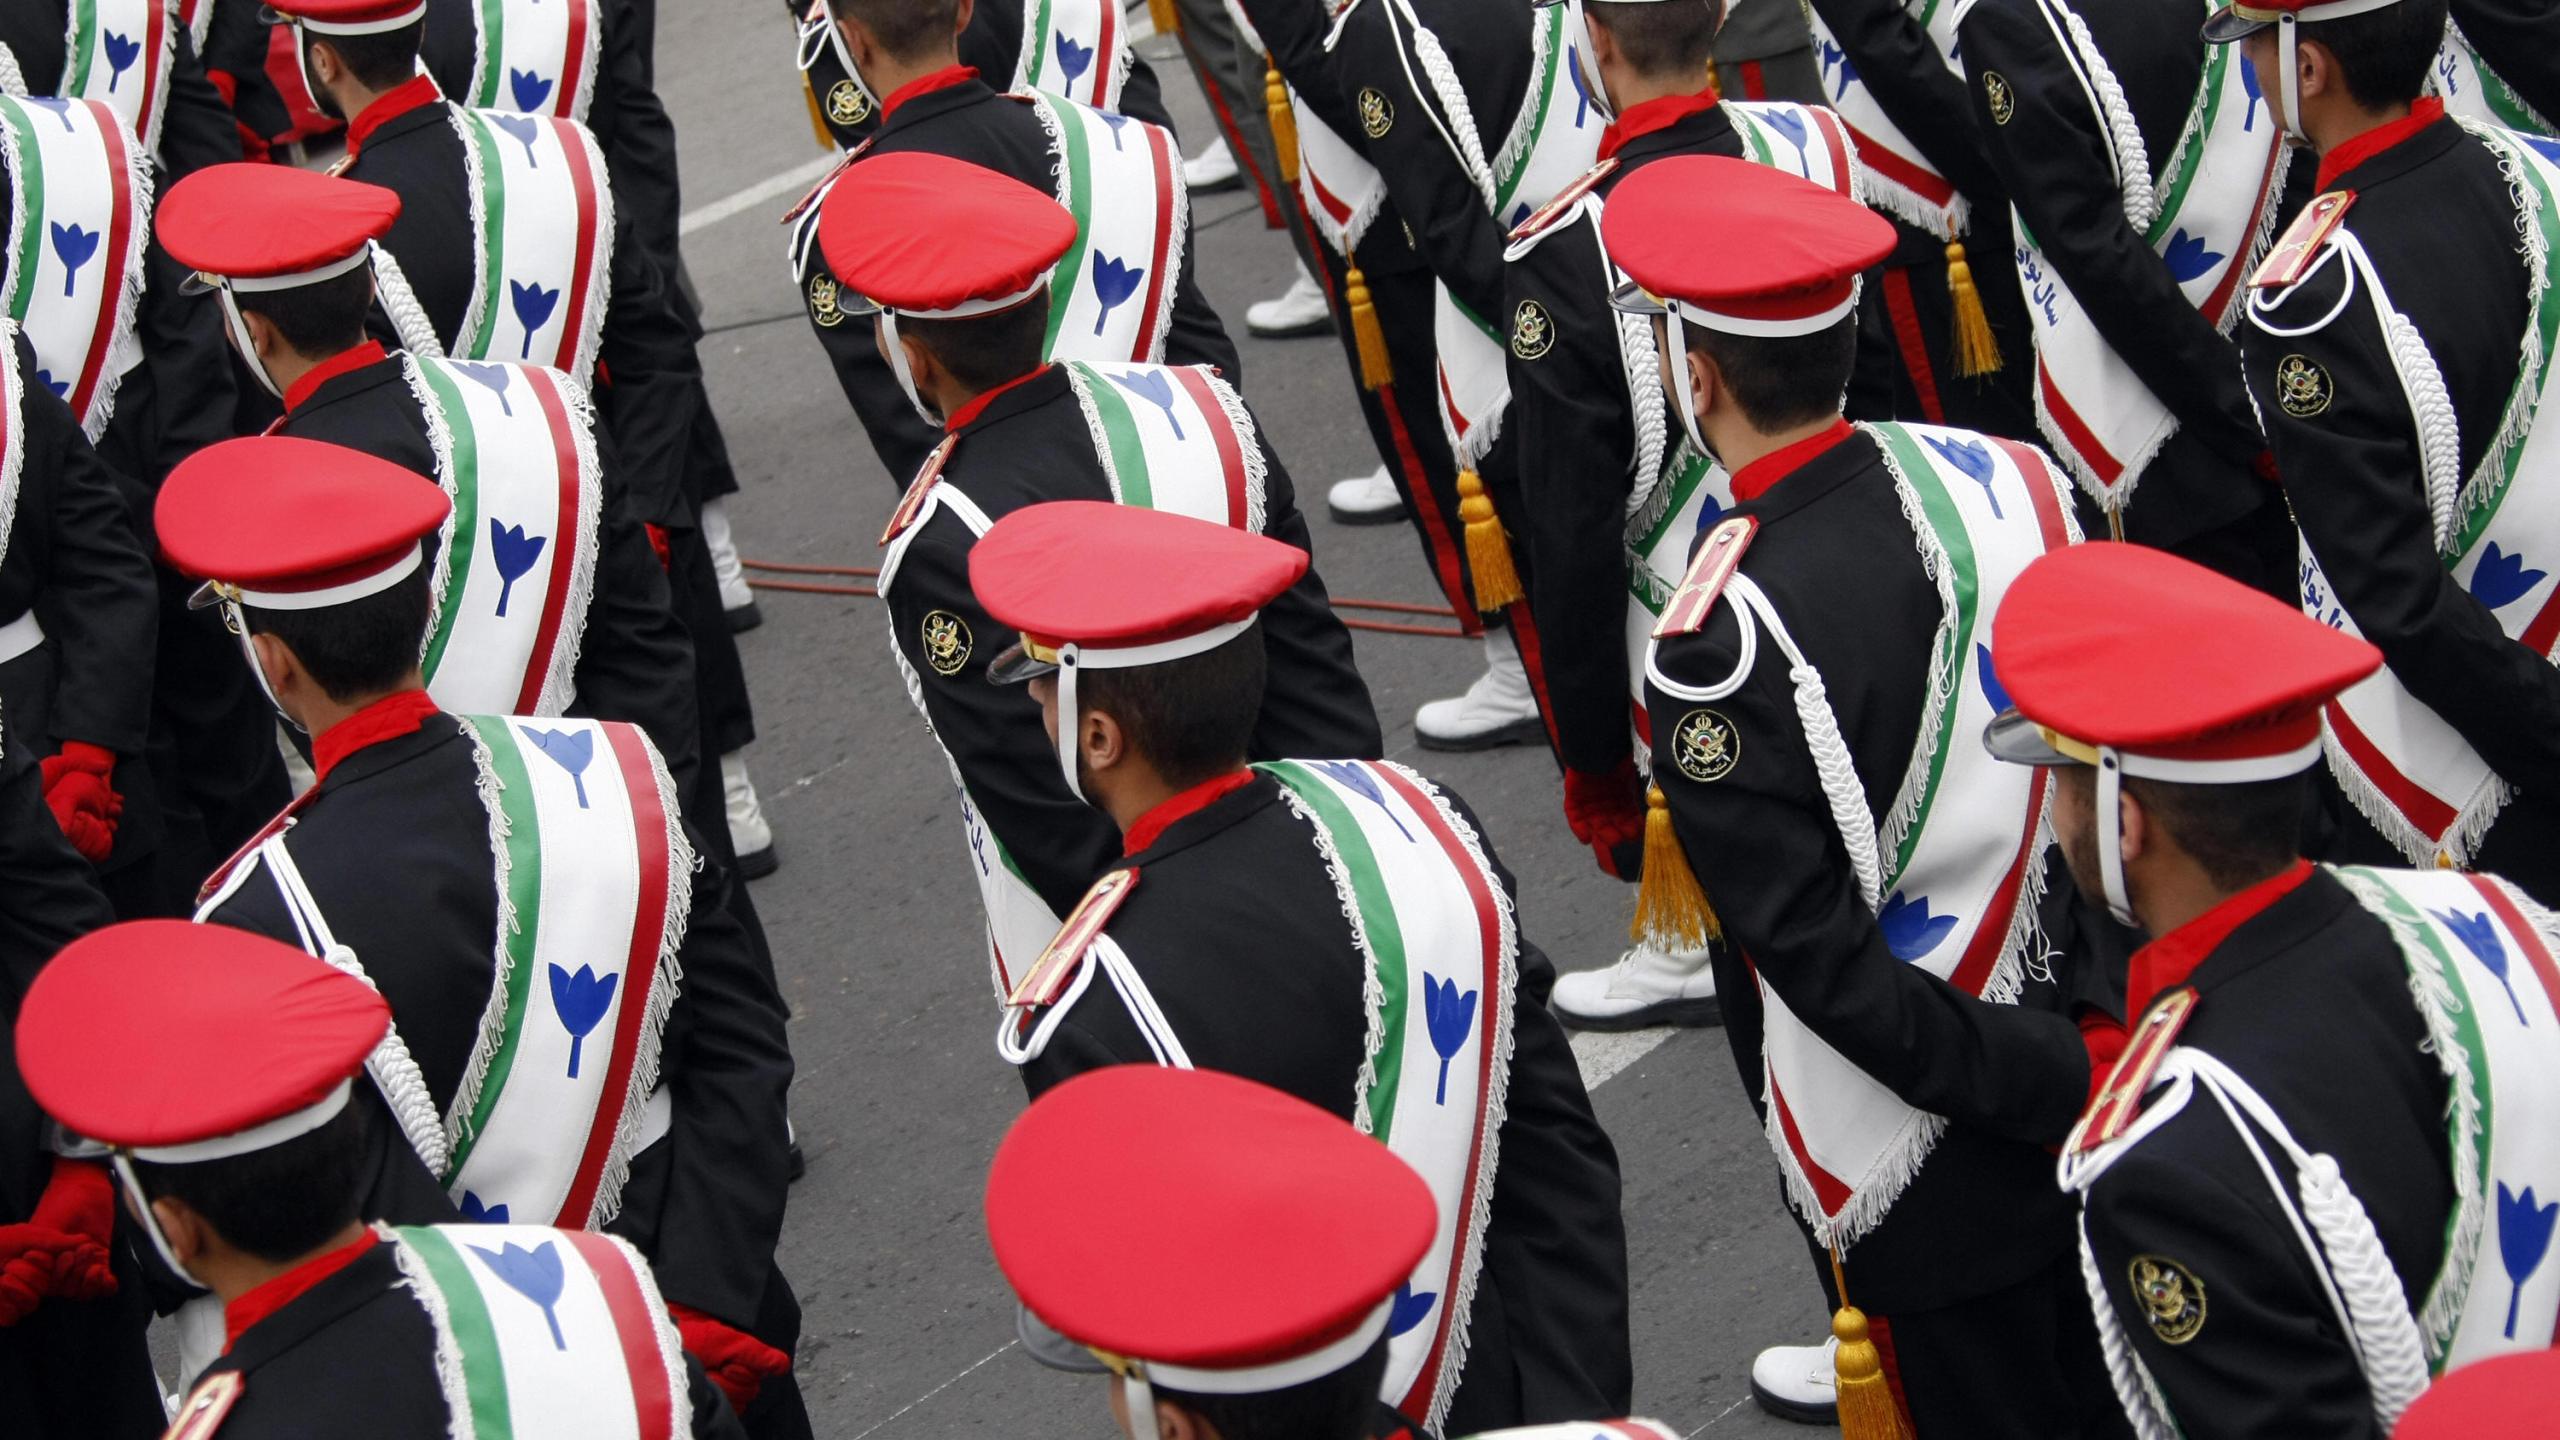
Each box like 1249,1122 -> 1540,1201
985,639 -> 1057,686
1982,707 -> 2084,767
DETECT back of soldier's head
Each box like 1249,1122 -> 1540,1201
2300,0 -> 2449,109
1081,629 -> 1268,791
131,1101 -> 376,1265
244,562 -> 436,703
833,0 -> 965,63
1585,0 -> 1727,78
1152,1339 -> 1391,1440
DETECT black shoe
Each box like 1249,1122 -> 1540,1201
735,844 -> 779,881
726,601 -> 764,634
787,1141 -> 807,1183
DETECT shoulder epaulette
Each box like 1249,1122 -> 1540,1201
1651,515 -> 1759,639
879,436 -> 958,547
163,1371 -> 245,1440
1508,158 -> 1619,243
2071,986 -> 2199,1156
2251,189 -> 2356,291
780,146 -> 865,226
1007,866 -> 1140,1010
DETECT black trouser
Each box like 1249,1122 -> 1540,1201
1870,1251 -> 2134,1439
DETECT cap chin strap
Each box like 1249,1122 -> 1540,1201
797,8 -> 879,115
876,312 -> 942,427
1664,309 -> 1709,454
2096,746 -> 2136,927
1056,645 -> 1086,802
111,1152 -> 209,1290
1561,0 -> 1615,123
1127,1369 -> 1163,1440
221,596 -> 307,733
2277,17 -> 2307,145
216,287 -> 284,401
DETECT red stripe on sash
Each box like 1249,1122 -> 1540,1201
69,100 -> 135,424
2520,583 -> 2560,659
1844,121 -> 1959,209
514,370 -> 585,712
1948,768 -> 2049,996
1308,164 -> 1355,228
1130,123 -> 1177,360
138,0 -> 167,150
550,120 -> 603,377
1995,438 -> 2075,552
2325,702 -> 2460,842
1090,0 -> 1118,109
2471,873 -> 2560,1039
2202,139 -> 2288,325
1810,111 -> 1854,199
559,0 -> 593,119
1772,1080 -> 1854,1217
560,1232 -> 678,1440
1880,270 -> 1945,425
1170,367 -> 1248,525
2035,363 -> 2125,487
558,724 -> 673,1227
1371,765 -> 1504,1423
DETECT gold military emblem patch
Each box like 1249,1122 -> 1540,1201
2275,354 -> 2334,418
827,78 -> 873,128
1359,86 -> 1395,139
1510,299 -> 1554,361
1983,70 -> 2016,126
808,271 -> 846,328
2129,1255 -> 2207,1345
922,610 -> 973,676
1672,708 -> 1739,784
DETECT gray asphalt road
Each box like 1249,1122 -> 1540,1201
658,7 -> 1820,1434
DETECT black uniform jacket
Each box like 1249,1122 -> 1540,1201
1957,0 -> 2283,548
1507,99 -> 1740,779
2080,867 -> 2453,1439
1019,771 -> 1632,1433
2451,0 -> 2560,130
272,344 -> 703,798
2241,115 -> 2560,901
0,1 -> 245,177
885,363 -> 1382,922
342,77 -> 705,530
201,712 -> 794,1331
790,0 -> 1178,150
0,724 -> 113,1224
195,1239 -> 745,1439
1645,428 -> 2091,1313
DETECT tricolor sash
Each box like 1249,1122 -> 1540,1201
408,355 -> 602,719
57,0 -> 172,156
1059,360 -> 1266,529
0,92 -> 148,440
2429,23 -> 2554,138
2014,0 -> 2289,507
1805,0 -> 1967,237
463,0 -> 601,124
1013,0 -> 1132,113
1255,759 -> 1518,1431
1294,92 -> 1387,256
0,318 -> 25,581
443,106 -> 613,383
389,1224 -> 690,1440
1025,92 -> 1185,365
444,715 -> 686,1231
2293,125 -> 2560,869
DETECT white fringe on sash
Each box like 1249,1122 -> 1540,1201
385,1226 -> 479,1440
0,319 -> 24,577
595,736 -> 691,1226
563,121 -> 615,387
0,43 -> 23,96
2458,122 -> 2552,538
448,720 -> 524,1162
1202,369 -> 1270,534
544,373 -> 605,715
613,1231 -> 696,1436
448,107 -> 496,359
405,354 -> 465,667
1487,0 -> 1551,193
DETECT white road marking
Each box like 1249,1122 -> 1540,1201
1571,1025 -> 1679,1091
679,152 -> 845,237
846,1339 -> 1020,1440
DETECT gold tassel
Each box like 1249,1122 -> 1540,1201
1945,241 -> 2003,379
1458,468 -> 1525,612
1266,60 -> 1300,185
1149,0 -> 1180,36
1829,1251 -> 1914,1440
1345,263 -> 1393,390
1631,785 -> 1719,950
799,72 -> 837,151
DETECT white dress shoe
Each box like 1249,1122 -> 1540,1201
723,750 -> 777,879
1415,628 -> 1543,751
1245,262 -> 1333,338
1750,1338 -> 1840,1425
1182,135 -> 1241,192
1326,465 -> 1407,525
1550,938 -> 1720,1031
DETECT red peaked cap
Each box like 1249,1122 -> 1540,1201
818,153 -> 1078,315
2389,1349 -> 2560,1438
157,436 -> 449,604
1990,542 -> 2381,764
158,164 -> 400,283
971,501 -> 1308,655
985,1066 -> 1434,1374
264,0 -> 430,32
17,921 -> 390,1150
1601,156 -> 1895,331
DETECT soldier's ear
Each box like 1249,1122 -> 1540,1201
953,0 -> 977,37
150,1196 -> 211,1270
1082,707 -> 1126,774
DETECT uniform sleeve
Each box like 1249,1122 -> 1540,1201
1648,612 -> 2089,1143
593,239 -> 708,530
1957,0 -> 2265,470
565,445 -> 704,801
1507,221 -> 1640,778
1336,16 -> 1509,320
156,28 -> 251,178
2082,1139 -> 2383,1439
595,0 -> 687,271
2450,0 -> 2560,130
790,241 -> 944,482
1163,193 -> 1246,382
687,1353 -> 752,1440
18,336 -> 157,755
1243,434 -> 1386,761
132,240 -> 241,488
0,740 -> 112,1001
881,518 -> 1123,917
1806,0 -> 2004,205
1014,996 -> 1151,1098
1117,45 -> 1178,132
2244,257 -> 2560,800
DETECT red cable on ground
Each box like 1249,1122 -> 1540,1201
741,557 -> 1467,637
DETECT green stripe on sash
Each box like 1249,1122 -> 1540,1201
474,0 -> 509,106
1624,455 -> 1714,617
2146,35 -> 2228,239
1077,365 -> 1156,507
65,2 -> 100,95
1736,110 -> 1774,167
1871,426 -> 1986,884
2449,135 -> 2560,557
463,119 -> 511,358
1023,0 -> 1058,87
414,363 -> 482,684
447,718 -> 546,1177
1042,103 -> 1095,360
1259,762 -> 1410,1134
1490,6 -> 1565,211
401,1227 -> 519,1440
1,104 -> 45,323
1448,292 -> 1498,345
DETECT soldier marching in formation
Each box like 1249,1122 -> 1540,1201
3,0 -> 2560,1435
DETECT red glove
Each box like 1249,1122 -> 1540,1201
1562,759 -> 1646,880
38,742 -> 121,863
645,523 -> 673,570
0,1161 -> 118,1326
670,1303 -> 789,1417
2252,448 -> 2284,489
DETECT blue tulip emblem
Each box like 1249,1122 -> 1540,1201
50,223 -> 97,299
2532,137 -> 2560,168
102,30 -> 140,93
1692,490 -> 1724,533
2163,229 -> 2226,284
1879,891 -> 1958,961
1924,432 -> 2002,518
518,724 -> 596,807
1817,40 -> 1857,102
459,1190 -> 511,1224
510,68 -> 555,113
1090,254 -> 1144,337
453,361 -> 516,416
549,963 -> 620,1079
33,367 -> 66,399
2497,1181 -> 2558,1339
1055,33 -> 1093,88
1976,644 -> 2013,714
1567,48 -> 1592,126
511,281 -> 561,359
1311,761 -> 1415,841
470,1239 -> 571,1349
2469,543 -> 2547,611
2434,907 -> 2530,1026
1422,974 -> 1478,1106
2241,56 -> 2263,131
1098,112 -> 1130,150
1110,369 -> 1185,439
1387,1281 -> 1437,1338
1762,107 -> 1807,156
490,113 -> 543,166
27,98 -> 76,133
488,520 -> 549,617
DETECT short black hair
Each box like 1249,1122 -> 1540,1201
898,294 -> 1053,395
1078,625 -> 1267,792
2125,771 -> 2310,891
2301,0 -> 2449,110
1682,311 -> 1858,433
1155,1337 -> 1390,1440
307,20 -> 424,93
129,1096 -> 373,1265
834,0 -> 963,63
236,267 -> 375,361
244,560 -> 434,704
1586,0 -> 1726,78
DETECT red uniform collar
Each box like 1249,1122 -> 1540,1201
312,689 -> 441,783
2317,96 -> 2444,191
1729,419 -> 1857,503
345,74 -> 445,158
1599,87 -> 1720,162
223,1231 -> 379,1350
1123,769 -> 1255,855
283,340 -> 391,415
2125,859 -> 2316,1022
881,64 -> 980,121
944,363 -> 1053,433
